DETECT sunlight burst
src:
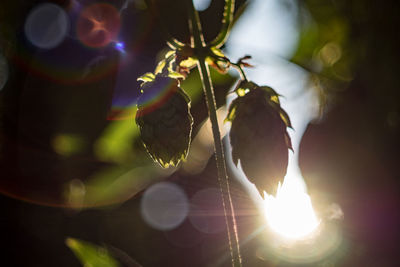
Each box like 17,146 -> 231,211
263,175 -> 320,240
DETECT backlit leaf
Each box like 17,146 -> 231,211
154,60 -> 166,75
168,71 -> 185,79
179,57 -> 197,69
137,72 -> 155,82
66,238 -> 120,267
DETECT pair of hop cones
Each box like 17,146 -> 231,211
136,74 -> 292,196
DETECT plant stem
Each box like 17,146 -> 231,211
197,60 -> 242,267
231,63 -> 248,81
210,0 -> 235,48
188,2 -> 242,266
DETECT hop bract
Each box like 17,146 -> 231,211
226,84 -> 292,195
136,76 -> 193,168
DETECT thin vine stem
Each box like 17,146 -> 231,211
231,63 -> 248,81
188,1 -> 242,266
210,0 -> 235,48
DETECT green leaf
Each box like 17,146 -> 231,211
66,238 -> 120,267
94,106 -> 139,164
82,164 -> 174,206
279,107 -> 293,129
137,72 -> 155,82
210,47 -> 226,58
179,57 -> 197,69
165,50 -> 176,59
154,60 -> 166,75
225,103 -> 237,123
168,71 -> 185,79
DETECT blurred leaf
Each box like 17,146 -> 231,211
94,106 -> 139,164
292,1 -> 354,119
291,13 -> 319,67
83,164 -> 173,207
293,2 -> 351,77
52,134 -> 87,157
66,238 -> 120,267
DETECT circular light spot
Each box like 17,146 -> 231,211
24,3 -> 70,49
193,0 -> 212,11
189,188 -> 226,234
77,3 -> 121,48
141,182 -> 188,230
0,54 -> 8,90
52,134 -> 86,156
319,42 -> 342,66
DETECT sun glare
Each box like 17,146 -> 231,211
263,174 -> 320,240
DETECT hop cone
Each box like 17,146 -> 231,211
227,86 -> 292,195
136,76 -> 193,168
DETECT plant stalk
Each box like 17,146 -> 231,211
210,0 -> 235,48
188,2 -> 242,266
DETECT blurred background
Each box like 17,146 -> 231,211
1,0 -> 400,266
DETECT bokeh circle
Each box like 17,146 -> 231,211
24,3 -> 70,49
141,182 -> 189,231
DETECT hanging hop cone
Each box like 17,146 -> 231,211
135,76 -> 193,168
226,83 -> 292,195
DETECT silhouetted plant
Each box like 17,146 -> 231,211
134,1 -> 293,266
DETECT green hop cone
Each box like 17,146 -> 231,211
136,76 -> 193,168
226,85 -> 292,195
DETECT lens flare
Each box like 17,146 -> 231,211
263,172 -> 320,240
135,77 -> 178,117
77,3 -> 121,48
114,42 -> 126,53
